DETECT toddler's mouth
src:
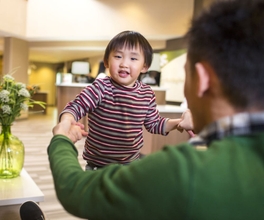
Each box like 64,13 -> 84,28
118,70 -> 129,77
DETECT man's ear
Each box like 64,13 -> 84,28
195,62 -> 210,97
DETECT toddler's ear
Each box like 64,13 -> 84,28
104,61 -> 109,68
141,64 -> 149,73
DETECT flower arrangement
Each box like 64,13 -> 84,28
0,73 -> 46,125
0,72 -> 46,178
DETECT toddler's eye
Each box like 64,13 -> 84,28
131,58 -> 138,61
114,55 -> 121,59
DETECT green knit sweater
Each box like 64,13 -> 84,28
47,133 -> 264,220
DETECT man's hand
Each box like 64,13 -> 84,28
52,119 -> 88,143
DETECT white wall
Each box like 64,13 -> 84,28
160,53 -> 186,103
26,0 -> 194,40
0,0 -> 27,36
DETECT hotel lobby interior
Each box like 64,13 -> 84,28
0,0 -> 214,219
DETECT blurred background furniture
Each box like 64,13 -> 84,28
30,92 -> 48,114
0,169 -> 44,220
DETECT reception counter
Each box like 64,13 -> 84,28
0,169 -> 44,220
56,83 -> 91,119
56,83 -> 189,154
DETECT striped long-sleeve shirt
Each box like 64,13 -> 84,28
61,77 -> 168,166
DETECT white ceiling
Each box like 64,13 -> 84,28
0,0 -> 195,64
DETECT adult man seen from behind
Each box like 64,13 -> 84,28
48,0 -> 264,219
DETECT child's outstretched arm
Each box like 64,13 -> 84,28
60,112 -> 76,122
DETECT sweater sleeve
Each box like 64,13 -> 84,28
47,135 -> 193,220
144,91 -> 168,135
59,80 -> 104,121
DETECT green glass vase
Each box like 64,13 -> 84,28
0,125 -> 25,178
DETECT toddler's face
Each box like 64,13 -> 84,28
106,46 -> 148,87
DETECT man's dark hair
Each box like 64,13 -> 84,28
186,0 -> 264,109
104,31 -> 153,69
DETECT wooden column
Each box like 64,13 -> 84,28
3,37 -> 29,84
3,37 -> 29,119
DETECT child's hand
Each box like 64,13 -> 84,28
74,122 -> 88,137
53,119 -> 88,143
177,109 -> 195,137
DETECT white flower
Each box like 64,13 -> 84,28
0,72 -> 45,125
3,74 -> 14,81
16,82 -> 26,88
20,103 -> 28,111
18,88 -> 30,97
1,105 -> 11,114
0,90 -> 10,103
